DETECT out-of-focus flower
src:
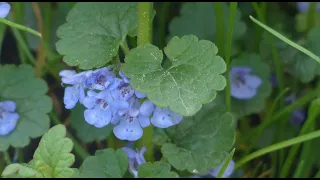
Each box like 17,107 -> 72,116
297,2 -> 320,13
122,146 -> 147,178
0,100 -> 19,135
0,2 -> 10,18
230,66 -> 262,100
208,159 -> 235,178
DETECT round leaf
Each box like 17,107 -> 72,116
122,35 -> 226,116
160,103 -> 236,173
0,64 -> 52,151
138,162 -> 179,178
78,148 -> 128,178
56,2 -> 138,69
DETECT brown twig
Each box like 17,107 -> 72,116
31,2 -> 46,77
257,169 -> 271,178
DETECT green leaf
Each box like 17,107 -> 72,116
69,104 -> 113,143
153,128 -> 170,146
138,162 -> 179,178
56,2 -> 154,70
1,125 -> 76,178
168,2 -> 246,56
160,103 -> 236,173
122,35 -> 226,116
260,27 -> 320,83
213,53 -> 272,117
32,124 -> 76,178
1,164 -> 42,178
78,148 -> 128,178
0,64 -> 52,151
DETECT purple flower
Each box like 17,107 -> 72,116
119,70 -> 147,99
0,2 -> 10,18
83,90 -> 128,128
208,159 -> 235,178
119,70 -> 131,83
297,2 -> 320,13
290,109 -> 306,125
230,66 -> 262,100
84,67 -> 115,90
139,100 -> 155,117
285,95 -> 306,125
111,80 -> 135,101
0,100 -> 19,135
113,98 -> 151,141
122,146 -> 147,178
269,74 -> 277,88
59,70 -> 92,109
150,107 -> 183,128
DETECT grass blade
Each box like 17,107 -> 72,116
217,148 -> 236,178
249,15 -> 320,64
235,129 -> 320,169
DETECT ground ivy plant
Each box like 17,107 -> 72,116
1,2 -> 320,179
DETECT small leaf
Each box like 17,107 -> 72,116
138,162 -> 179,178
0,64 -> 52,151
69,104 -> 113,143
1,164 -> 42,178
122,35 -> 226,116
1,125 -> 76,178
160,103 -> 236,173
168,2 -> 246,56
56,2 -> 154,70
78,148 -> 128,178
32,124 -> 75,178
213,53 -> 272,117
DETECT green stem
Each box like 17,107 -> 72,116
107,134 -> 115,149
240,88 -> 318,144
213,2 -> 224,54
293,160 -> 305,178
135,2 -> 154,162
4,151 -> 11,165
18,148 -> 24,163
158,2 -> 170,49
245,88 -> 290,154
0,17 -> 41,38
49,111 -> 90,160
314,169 -> 320,178
120,40 -> 130,55
306,2 -> 316,32
280,99 -> 320,178
137,2 -> 151,46
8,14 -> 36,66
251,161 -> 263,178
235,129 -> 320,169
224,2 -> 237,112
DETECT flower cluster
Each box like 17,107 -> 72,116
285,95 -> 306,125
229,66 -> 262,100
60,67 -> 183,141
0,100 -> 19,135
